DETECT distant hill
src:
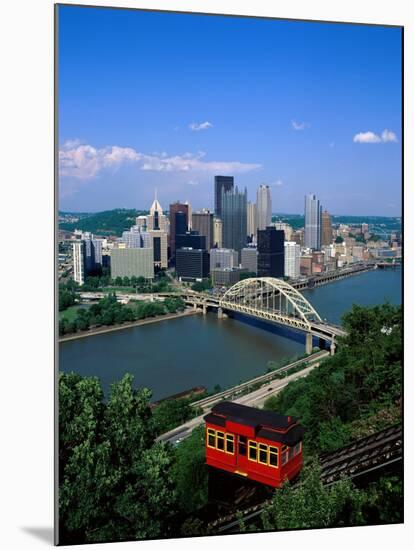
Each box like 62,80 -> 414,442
59,209 -> 147,236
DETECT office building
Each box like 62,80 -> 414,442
213,217 -> 223,248
192,210 -> 214,250
176,231 -> 206,250
257,227 -> 284,278
300,255 -> 313,276
274,222 -> 293,242
222,186 -> 247,255
122,226 -> 152,249
211,267 -> 247,286
176,248 -> 210,281
146,195 -> 168,269
169,202 -> 189,265
73,241 -> 85,286
257,185 -> 272,230
214,175 -> 234,218
304,193 -> 322,250
321,210 -> 333,246
241,247 -> 258,274
247,201 -> 258,242
284,242 -> 300,279
210,248 -> 239,271
110,248 -> 154,279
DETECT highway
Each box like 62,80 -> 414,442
156,354 -> 328,445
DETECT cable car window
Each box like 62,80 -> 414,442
248,441 -> 257,461
207,428 -> 216,448
294,442 -> 302,455
239,436 -> 247,456
216,431 -> 225,451
258,443 -> 268,464
269,446 -> 278,468
282,449 -> 288,465
288,446 -> 294,460
225,434 -> 234,454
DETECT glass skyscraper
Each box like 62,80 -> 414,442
221,186 -> 247,255
257,227 -> 285,278
304,193 -> 322,250
257,184 -> 272,231
214,175 -> 234,218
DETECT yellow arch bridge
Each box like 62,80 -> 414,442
169,278 -> 346,355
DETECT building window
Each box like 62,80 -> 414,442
269,446 -> 279,468
207,428 -> 216,448
216,431 -> 225,451
225,434 -> 234,454
239,435 -> 247,456
258,443 -> 268,465
248,441 -> 257,462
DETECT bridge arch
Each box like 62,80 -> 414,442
219,277 -> 322,331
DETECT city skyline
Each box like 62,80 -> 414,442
58,6 -> 402,216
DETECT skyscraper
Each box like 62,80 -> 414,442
147,194 -> 168,269
73,241 -> 85,285
169,202 -> 189,265
257,185 -> 272,231
247,201 -> 258,242
192,210 -> 214,250
284,242 -> 301,279
304,193 -> 322,250
221,186 -> 247,255
321,210 -> 333,246
257,227 -> 284,278
214,175 -> 234,218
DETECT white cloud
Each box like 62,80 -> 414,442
187,180 -> 199,186
59,140 -> 261,180
189,121 -> 213,131
353,131 -> 381,143
381,129 -> 398,143
353,129 -> 398,144
291,120 -> 308,131
270,179 -> 283,187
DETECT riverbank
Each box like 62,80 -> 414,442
59,308 -> 201,342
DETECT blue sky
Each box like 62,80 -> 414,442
58,6 -> 402,216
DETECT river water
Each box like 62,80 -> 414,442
59,268 -> 402,401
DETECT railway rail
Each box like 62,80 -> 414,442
207,423 -> 402,534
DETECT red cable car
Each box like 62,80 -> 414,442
204,401 -> 304,488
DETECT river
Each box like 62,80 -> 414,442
59,268 -> 402,401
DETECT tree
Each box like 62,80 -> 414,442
335,236 -> 344,244
152,398 -> 195,435
59,373 -> 178,544
172,426 -> 209,514
261,462 -> 366,530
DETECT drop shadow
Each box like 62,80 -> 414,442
21,526 -> 54,545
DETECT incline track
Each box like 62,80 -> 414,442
208,423 -> 402,534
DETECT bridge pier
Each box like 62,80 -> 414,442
330,341 -> 336,356
193,303 -> 197,311
217,307 -> 223,319
305,333 -> 313,355
202,304 -> 207,315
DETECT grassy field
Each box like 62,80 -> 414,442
59,304 -> 90,322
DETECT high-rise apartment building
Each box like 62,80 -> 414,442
321,210 -> 333,246
247,201 -> 258,242
284,242 -> 301,279
169,202 -> 189,265
257,227 -> 284,278
274,222 -> 293,242
304,193 -> 322,250
73,241 -> 85,285
221,186 -> 247,255
192,210 -> 214,251
214,175 -> 234,218
257,185 -> 272,231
